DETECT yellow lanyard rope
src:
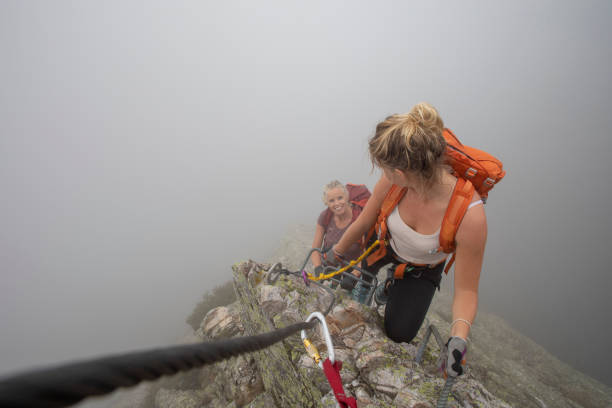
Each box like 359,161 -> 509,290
307,240 -> 381,281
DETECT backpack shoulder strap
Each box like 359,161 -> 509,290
381,185 -> 406,217
366,184 -> 407,265
375,184 -> 407,237
440,178 -> 475,252
440,178 -> 475,274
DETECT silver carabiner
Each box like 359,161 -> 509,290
300,311 -> 335,368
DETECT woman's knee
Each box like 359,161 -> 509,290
383,319 -> 421,343
383,279 -> 435,343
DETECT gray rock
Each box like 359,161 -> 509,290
321,390 -> 341,408
246,392 -> 276,408
394,387 -> 433,408
154,389 -> 202,408
234,260 -> 323,407
225,355 -> 264,406
109,383 -> 156,408
257,284 -> 287,317
200,303 -> 243,339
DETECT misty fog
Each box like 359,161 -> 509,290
1,0 -> 611,395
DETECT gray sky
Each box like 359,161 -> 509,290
1,0 -> 611,389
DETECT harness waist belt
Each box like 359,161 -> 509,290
392,257 -> 446,280
392,253 -> 445,268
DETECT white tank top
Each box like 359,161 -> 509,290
387,200 -> 483,264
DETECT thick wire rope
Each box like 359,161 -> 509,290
0,320 -> 316,408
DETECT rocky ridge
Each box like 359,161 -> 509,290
113,225 -> 612,408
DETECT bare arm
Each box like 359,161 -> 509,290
451,200 -> 487,339
310,223 -> 325,266
334,175 -> 393,255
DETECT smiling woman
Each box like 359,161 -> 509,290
310,181 -> 372,296
310,181 -> 363,267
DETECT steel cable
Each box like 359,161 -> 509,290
0,321 -> 316,408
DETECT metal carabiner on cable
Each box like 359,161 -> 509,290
266,262 -> 284,285
301,311 -> 335,368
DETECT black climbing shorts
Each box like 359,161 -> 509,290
366,251 -> 444,343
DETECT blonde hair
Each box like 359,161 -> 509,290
322,180 -> 348,205
369,102 -> 447,188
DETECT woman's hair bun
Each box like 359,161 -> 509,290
369,102 -> 447,186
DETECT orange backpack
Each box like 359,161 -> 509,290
443,128 -> 505,202
366,128 -> 505,274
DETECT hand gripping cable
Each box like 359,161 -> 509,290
306,240 -> 380,281
301,312 -> 358,408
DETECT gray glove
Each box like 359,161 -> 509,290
314,265 -> 324,277
322,246 -> 343,267
440,336 -> 467,377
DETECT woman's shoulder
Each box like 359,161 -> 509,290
455,189 -> 487,244
370,175 -> 393,201
441,172 -> 484,207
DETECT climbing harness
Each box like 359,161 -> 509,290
301,312 -> 357,408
